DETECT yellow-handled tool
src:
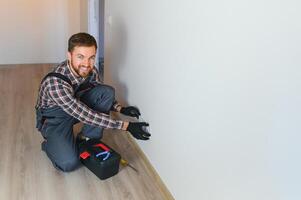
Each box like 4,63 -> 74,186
120,158 -> 139,173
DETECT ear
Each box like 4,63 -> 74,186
67,51 -> 72,61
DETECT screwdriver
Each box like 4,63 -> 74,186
120,158 -> 139,173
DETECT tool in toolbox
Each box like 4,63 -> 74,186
94,143 -> 111,160
79,142 -> 112,161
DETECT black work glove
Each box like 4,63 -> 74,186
127,122 -> 151,140
120,106 -> 141,119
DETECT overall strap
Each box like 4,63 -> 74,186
41,72 -> 95,98
41,72 -> 73,89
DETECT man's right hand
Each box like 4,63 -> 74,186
126,122 -> 151,140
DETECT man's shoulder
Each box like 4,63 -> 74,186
42,60 -> 72,86
53,60 -> 68,74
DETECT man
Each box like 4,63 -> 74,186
35,32 -> 150,172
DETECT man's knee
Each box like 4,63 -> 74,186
45,143 -> 81,172
93,85 -> 115,109
83,84 -> 115,102
80,84 -> 116,112
56,157 -> 80,172
96,84 -> 115,99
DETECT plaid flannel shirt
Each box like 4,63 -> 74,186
35,60 -> 123,129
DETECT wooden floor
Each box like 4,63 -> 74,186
0,64 -> 173,200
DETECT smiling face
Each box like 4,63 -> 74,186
67,45 -> 96,78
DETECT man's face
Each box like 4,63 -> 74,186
67,46 -> 96,78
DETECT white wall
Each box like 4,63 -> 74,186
0,0 -> 86,64
105,0 -> 301,199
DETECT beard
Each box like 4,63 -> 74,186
69,60 -> 92,78
76,65 -> 92,78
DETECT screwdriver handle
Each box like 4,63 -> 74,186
120,158 -> 139,173
120,158 -> 129,166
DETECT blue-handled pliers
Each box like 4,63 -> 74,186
95,151 -> 110,161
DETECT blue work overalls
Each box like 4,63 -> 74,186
36,73 -> 116,172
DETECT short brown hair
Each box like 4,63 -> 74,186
68,32 -> 97,52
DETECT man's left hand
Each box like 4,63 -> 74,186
120,106 -> 141,119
